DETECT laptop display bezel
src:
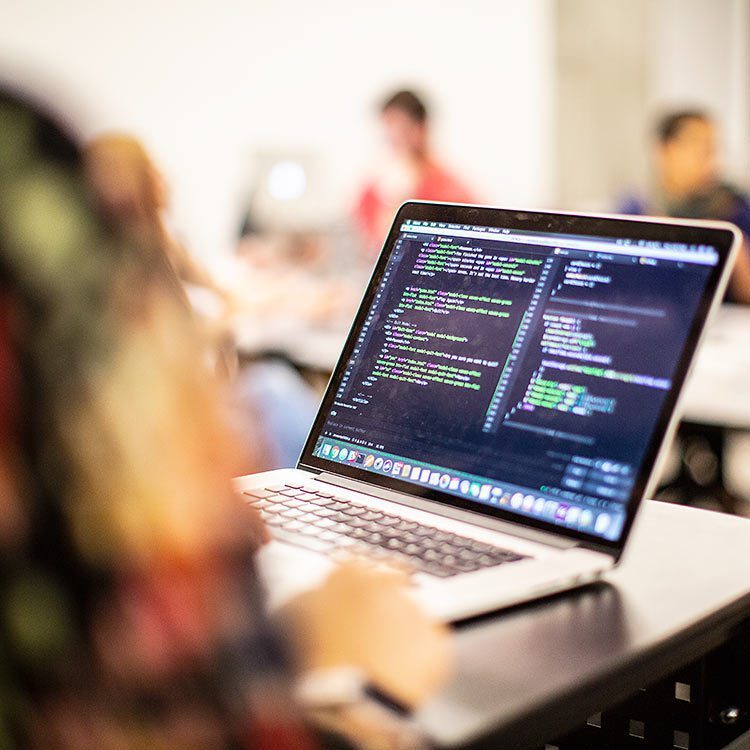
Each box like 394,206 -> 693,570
298,201 -> 738,559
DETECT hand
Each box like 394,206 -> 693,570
282,561 -> 452,708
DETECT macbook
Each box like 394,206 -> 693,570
236,201 -> 739,622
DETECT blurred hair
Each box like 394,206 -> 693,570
0,83 -> 287,749
381,89 -> 428,124
84,133 -> 164,224
656,109 -> 712,144
0,85 -> 80,169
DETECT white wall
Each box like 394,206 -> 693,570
0,0 -> 555,259
555,0 -> 652,210
555,0 -> 750,211
650,0 -> 750,185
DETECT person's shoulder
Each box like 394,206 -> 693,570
717,182 -> 750,232
719,182 -> 750,208
423,160 -> 475,202
615,192 -> 648,216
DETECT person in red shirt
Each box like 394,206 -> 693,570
355,89 -> 476,259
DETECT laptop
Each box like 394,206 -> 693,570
236,201 -> 740,622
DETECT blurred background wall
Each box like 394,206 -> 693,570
556,0 -> 750,211
1,0 -> 748,258
0,0 -> 555,259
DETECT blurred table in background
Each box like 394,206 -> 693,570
660,305 -> 750,513
227,232 -> 367,377
234,318 -> 348,373
681,304 -> 750,429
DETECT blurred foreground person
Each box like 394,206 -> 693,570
0,85 -> 449,749
84,134 -> 320,470
355,89 -> 475,259
85,134 -> 223,295
619,110 -> 750,303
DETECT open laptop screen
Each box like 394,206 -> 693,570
301,203 -> 736,551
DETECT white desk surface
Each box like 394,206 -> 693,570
681,304 -> 750,428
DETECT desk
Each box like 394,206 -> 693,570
660,305 -> 750,512
681,305 -> 750,429
234,320 -> 347,374
416,501 -> 750,749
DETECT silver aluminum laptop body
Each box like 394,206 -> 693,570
236,202 -> 740,623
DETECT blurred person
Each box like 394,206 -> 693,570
355,89 -> 476,259
0,84 -> 450,749
85,134 -> 223,295
84,134 -> 320,469
618,110 -> 750,303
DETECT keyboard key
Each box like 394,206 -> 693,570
329,523 -> 351,535
314,518 -> 337,529
432,530 -> 454,543
243,489 -> 275,499
453,559 -> 481,573
327,502 -> 350,512
477,554 -> 499,567
314,508 -> 337,518
400,532 -> 421,545
280,508 -> 305,519
469,540 -> 495,554
377,516 -> 400,527
280,499 -> 304,508
438,543 -> 460,556
395,520 -> 418,532
295,492 -> 319,501
346,518 -> 368,529
244,497 -> 272,509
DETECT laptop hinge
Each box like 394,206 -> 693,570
314,472 -> 581,552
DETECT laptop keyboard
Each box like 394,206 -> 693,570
243,483 -> 529,578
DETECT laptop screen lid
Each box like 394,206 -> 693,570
299,202 -> 739,559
